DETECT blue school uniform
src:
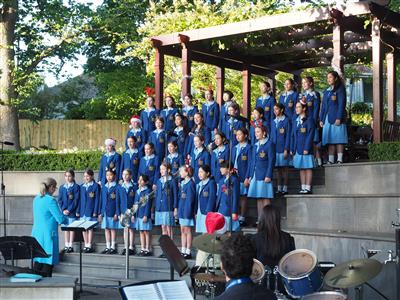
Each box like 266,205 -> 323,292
148,129 -> 167,161
171,126 -> 188,157
216,176 -> 240,232
125,128 -> 146,152
223,117 -> 246,146
195,178 -> 217,233
320,86 -> 348,146
166,153 -> 184,175
78,181 -> 101,221
135,186 -> 153,231
190,147 -> 211,183
154,176 -> 178,226
117,182 -> 137,229
202,101 -> 220,133
211,145 -> 229,184
232,142 -> 251,195
161,107 -> 179,132
178,178 -> 196,227
100,182 -> 119,229
98,152 -> 122,185
186,127 -> 211,155
247,137 -> 275,199
279,91 -> 299,121
57,182 -> 80,224
271,116 -> 291,167
302,89 -> 321,143
219,101 -> 233,132
121,148 -> 140,183
292,116 -> 316,169
181,106 -> 198,130
256,94 -> 275,129
249,119 -> 268,145
140,107 -> 159,137
138,154 -> 160,186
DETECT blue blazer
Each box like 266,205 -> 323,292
166,154 -> 184,175
148,130 -> 167,161
98,152 -> 122,185
222,118 -> 246,146
138,155 -> 160,186
178,179 -> 196,219
78,182 -> 101,217
57,182 -> 80,217
211,146 -> 229,183
196,179 -> 217,215
160,107 -> 179,132
181,106 -> 198,131
246,138 -> 275,180
232,143 -> 251,183
292,116 -> 315,155
116,183 -> 137,216
271,117 -> 291,154
279,91 -> 299,121
32,194 -> 68,265
100,183 -> 119,217
219,102 -> 233,132
170,127 -> 188,157
320,85 -> 346,124
155,177 -> 178,212
186,128 -> 211,155
121,149 -> 140,183
216,175 -> 240,216
202,101 -> 220,131
125,129 -> 146,152
255,95 -> 275,128
190,148 -> 211,183
249,119 -> 268,145
303,91 -> 321,124
135,187 -> 152,219
140,108 -> 159,135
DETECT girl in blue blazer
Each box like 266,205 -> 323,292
320,71 -> 348,164
202,89 -> 220,139
186,112 -> 211,155
195,165 -> 217,233
99,169 -> 119,254
279,78 -> 299,122
177,165 -> 196,259
135,175 -> 153,257
140,96 -> 159,138
148,116 -> 167,162
58,169 -> 80,253
181,94 -> 198,131
166,140 -> 184,176
98,138 -> 122,185
255,81 -> 275,130
125,115 -> 146,152
246,126 -> 275,221
232,128 -> 252,226
160,95 -> 179,132
250,107 -> 268,145
216,161 -> 240,232
77,168 -> 100,253
189,134 -> 211,183
117,169 -> 138,255
219,90 -> 234,132
121,136 -> 140,183
272,103 -> 291,195
211,131 -> 229,184
223,103 -> 246,146
138,143 -> 160,188
172,112 -> 189,157
292,100 -> 316,194
155,163 -> 178,241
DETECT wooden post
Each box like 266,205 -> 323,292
386,52 -> 397,122
266,72 -> 277,99
180,35 -> 191,98
242,67 -> 251,120
332,18 -> 345,77
154,47 -> 164,110
292,70 -> 302,91
216,67 -> 225,107
372,18 -> 383,143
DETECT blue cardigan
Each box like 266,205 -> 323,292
196,178 -> 217,215
246,138 -> 275,180
154,176 -> 178,212
100,182 -> 119,217
216,175 -> 240,216
320,85 -> 346,124
57,182 -> 80,217
178,179 -> 196,219
271,116 -> 291,154
116,183 -> 137,216
291,116 -> 315,155
78,182 -> 101,217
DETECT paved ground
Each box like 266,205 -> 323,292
79,286 -> 121,299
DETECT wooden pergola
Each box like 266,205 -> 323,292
151,2 -> 400,143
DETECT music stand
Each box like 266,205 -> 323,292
61,220 -> 98,294
159,235 -> 190,280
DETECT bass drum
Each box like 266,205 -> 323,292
190,266 -> 225,298
301,291 -> 347,300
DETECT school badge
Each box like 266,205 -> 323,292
89,192 -> 95,198
129,191 -> 135,197
265,106 -> 270,111
222,185 -> 229,195
259,151 -> 266,158
203,191 -> 209,197
219,158 -> 224,163
133,159 -> 139,165
300,127 -> 307,133
111,192 -> 116,199
149,165 -> 155,171
198,159 -> 203,165
288,101 -> 294,108
241,155 -> 248,161
68,192 -> 74,200
137,136 -> 141,142
159,137 -> 165,143
307,101 -> 312,106
181,192 -> 187,199
331,94 -> 337,101
279,128 -> 285,134
189,116 -> 194,121
109,162 -> 115,170
169,115 -> 174,121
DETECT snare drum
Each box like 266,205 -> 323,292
301,291 -> 347,300
251,259 -> 265,284
278,249 -> 323,298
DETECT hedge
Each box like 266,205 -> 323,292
368,142 -> 400,162
2,151 -> 103,171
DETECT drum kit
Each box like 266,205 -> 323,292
190,233 -> 387,300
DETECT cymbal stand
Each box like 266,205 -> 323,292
273,266 -> 286,300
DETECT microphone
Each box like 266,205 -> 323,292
1,141 -> 14,146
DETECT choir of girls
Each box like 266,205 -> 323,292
58,71 -> 347,256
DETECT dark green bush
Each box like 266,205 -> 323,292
368,142 -> 400,162
351,102 -> 371,114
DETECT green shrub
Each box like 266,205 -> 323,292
368,142 -> 400,162
351,102 -> 371,114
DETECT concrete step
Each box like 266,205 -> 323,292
51,271 -> 133,287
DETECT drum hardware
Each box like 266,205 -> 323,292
273,266 -> 288,300
250,259 -> 265,284
264,265 -> 272,290
300,291 -> 347,300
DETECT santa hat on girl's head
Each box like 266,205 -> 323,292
130,115 -> 141,125
105,138 -> 116,147
206,212 -> 227,235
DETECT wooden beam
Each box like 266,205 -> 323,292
216,67 -> 225,107
154,47 -> 164,110
242,68 -> 251,120
386,52 -> 397,122
370,2 -> 400,29
372,18 -> 384,143
332,16 -> 345,77
181,43 -> 191,98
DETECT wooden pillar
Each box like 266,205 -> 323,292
242,67 -> 251,120
180,35 -> 191,98
386,52 -> 397,122
372,18 -> 384,143
154,47 -> 164,110
266,72 -> 276,99
332,18 -> 345,77
216,67 -> 225,107
292,70 -> 302,91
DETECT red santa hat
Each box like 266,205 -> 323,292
130,115 -> 141,125
206,212 -> 227,234
104,138 -> 116,147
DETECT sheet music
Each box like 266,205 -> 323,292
157,281 -> 193,300
122,283 -> 160,300
67,220 -> 86,227
66,220 -> 98,230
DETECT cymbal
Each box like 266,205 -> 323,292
324,258 -> 382,288
193,233 -> 228,254
192,272 -> 226,283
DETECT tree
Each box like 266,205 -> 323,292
0,0 -> 92,149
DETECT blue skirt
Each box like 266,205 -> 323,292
275,153 -> 289,167
155,211 -> 175,226
224,216 -> 240,232
239,182 -> 248,196
179,218 -> 195,227
195,208 -> 207,233
101,215 -> 120,229
80,216 -> 97,222
247,177 -> 274,199
293,154 -> 315,169
136,217 -> 153,231
118,217 -> 136,229
322,117 -> 348,145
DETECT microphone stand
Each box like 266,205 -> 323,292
228,117 -> 234,233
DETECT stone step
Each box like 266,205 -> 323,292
51,271 -> 133,287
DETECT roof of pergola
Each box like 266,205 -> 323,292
151,2 -> 400,75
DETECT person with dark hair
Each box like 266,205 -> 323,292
279,78 -> 299,123
98,138 -> 122,185
125,115 -> 145,152
202,88 -> 220,139
195,165 -> 216,233
219,90 -> 235,133
249,107 -> 268,145
211,131 -> 229,184
189,134 -> 211,183
216,233 -> 277,300
148,116 -> 167,162
172,112 -> 189,157
138,143 -> 160,187
135,175 -> 153,256
186,112 -> 211,155
255,81 -> 275,130
121,136 -> 140,183
161,95 -> 178,132
181,93 -> 198,131
223,102 -> 246,146
140,96 -> 159,139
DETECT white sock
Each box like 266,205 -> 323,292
328,155 -> 335,163
111,241 -> 116,249
65,243 -> 69,248
305,185 -> 311,191
129,245 -> 134,250
84,243 -> 89,248
283,185 -> 288,192
317,158 -> 322,166
277,185 -> 282,192
106,242 -> 111,249
186,248 -> 191,254
88,243 -> 91,248
337,153 -> 343,162
301,184 -> 306,190
181,247 -> 186,254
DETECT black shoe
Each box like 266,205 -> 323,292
276,190 -> 282,196
281,191 -> 288,195
128,248 -> 136,255
183,253 -> 192,259
63,247 -> 69,253
337,160 -> 343,164
299,189 -> 306,194
144,251 -> 152,257
303,189 -> 312,194
121,249 -> 127,255
86,247 -> 95,253
109,248 -> 117,254
82,247 -> 88,253
101,248 -> 110,254
158,253 -> 166,258
67,247 -> 74,253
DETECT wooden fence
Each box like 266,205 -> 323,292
19,119 -> 129,150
